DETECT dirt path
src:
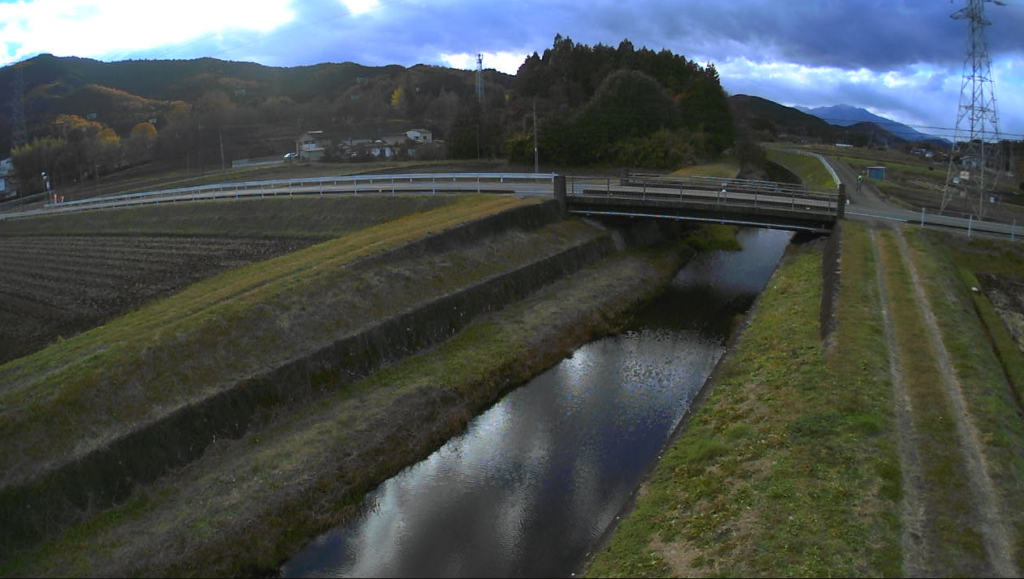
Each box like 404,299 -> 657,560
871,223 -> 1017,576
870,229 -> 929,576
892,230 -> 1016,577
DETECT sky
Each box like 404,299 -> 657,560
1,0 -> 1022,138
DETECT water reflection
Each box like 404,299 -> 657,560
281,228 -> 792,578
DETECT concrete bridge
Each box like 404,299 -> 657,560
555,173 -> 844,234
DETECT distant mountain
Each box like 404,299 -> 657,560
729,94 -> 836,140
795,104 -> 948,146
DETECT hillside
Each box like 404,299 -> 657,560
729,94 -> 836,141
0,54 -> 511,158
3,38 -> 735,195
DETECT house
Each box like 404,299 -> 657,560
340,138 -> 395,160
380,133 -> 408,146
406,129 -> 432,143
369,140 -> 395,159
0,158 -> 15,198
295,130 -> 332,162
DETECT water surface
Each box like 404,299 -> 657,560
282,227 -> 792,578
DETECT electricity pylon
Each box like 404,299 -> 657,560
940,0 -> 1005,218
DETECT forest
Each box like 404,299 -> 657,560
3,36 -> 734,193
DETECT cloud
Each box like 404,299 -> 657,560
0,0 -> 296,65
440,51 -> 528,75
1,0 -> 1021,135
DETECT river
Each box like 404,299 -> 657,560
281,227 -> 793,578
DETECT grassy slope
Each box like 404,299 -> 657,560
1,243 -> 693,578
901,229 -> 1024,573
0,196 -> 457,238
587,223 -> 902,577
0,195 -> 549,487
672,156 -> 740,179
765,148 -> 837,191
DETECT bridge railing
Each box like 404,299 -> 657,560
621,172 -> 835,200
565,174 -> 839,217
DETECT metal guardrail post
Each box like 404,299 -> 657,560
968,214 -> 973,238
921,207 -> 926,228
1012,220 -> 1017,241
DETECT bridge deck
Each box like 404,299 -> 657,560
565,175 -> 841,233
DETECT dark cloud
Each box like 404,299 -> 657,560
103,0 -> 1022,133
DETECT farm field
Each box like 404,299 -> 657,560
0,235 -> 316,364
0,195 -> 458,364
791,143 -> 1024,220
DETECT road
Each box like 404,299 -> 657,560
824,156 -> 1022,240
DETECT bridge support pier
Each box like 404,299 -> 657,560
554,175 -> 567,217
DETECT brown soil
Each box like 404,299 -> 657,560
0,235 -> 322,364
977,274 -> 1024,352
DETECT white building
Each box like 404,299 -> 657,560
406,128 -> 432,143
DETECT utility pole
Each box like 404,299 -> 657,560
197,122 -> 205,177
219,129 -> 226,173
475,54 -> 485,102
532,99 -> 539,173
941,0 -> 1005,219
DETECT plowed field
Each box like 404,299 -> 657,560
0,235 -> 318,364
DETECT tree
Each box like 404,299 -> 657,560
130,122 -> 157,139
125,122 -> 157,164
11,137 -> 68,193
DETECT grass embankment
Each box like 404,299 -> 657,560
765,148 -> 837,191
1,239 -> 693,577
901,229 -> 1024,572
672,156 -> 740,179
0,195 -> 565,490
0,196 -> 456,238
588,223 -> 903,577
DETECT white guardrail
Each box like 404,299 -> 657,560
0,173 -> 557,220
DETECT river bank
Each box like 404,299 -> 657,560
587,222 -> 1024,577
2,222 -> 700,576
